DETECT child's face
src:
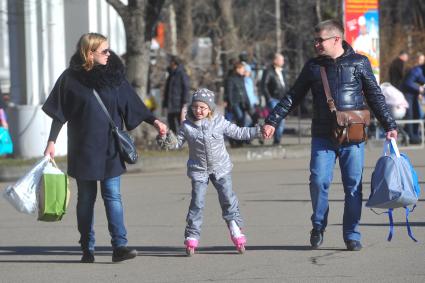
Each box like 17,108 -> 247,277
191,101 -> 211,120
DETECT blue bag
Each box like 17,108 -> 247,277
0,127 -> 13,155
366,139 -> 420,241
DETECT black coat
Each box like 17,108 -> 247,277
260,66 -> 288,102
224,74 -> 249,109
266,42 -> 396,137
388,58 -> 405,90
163,64 -> 190,113
42,51 -> 156,180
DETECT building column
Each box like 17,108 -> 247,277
7,0 -> 67,158
0,0 -> 9,91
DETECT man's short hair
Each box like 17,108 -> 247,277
314,19 -> 344,36
273,53 -> 283,61
399,50 -> 408,56
169,55 -> 181,65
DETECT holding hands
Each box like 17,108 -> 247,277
154,119 -> 168,137
262,124 -> 276,139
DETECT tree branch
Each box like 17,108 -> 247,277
105,0 -> 127,18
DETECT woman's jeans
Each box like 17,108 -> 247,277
76,176 -> 127,251
268,98 -> 286,144
185,173 -> 243,240
309,137 -> 365,242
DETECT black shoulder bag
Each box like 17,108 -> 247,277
92,90 -> 138,164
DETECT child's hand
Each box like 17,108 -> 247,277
156,131 -> 178,150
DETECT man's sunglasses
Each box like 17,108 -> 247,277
314,36 -> 338,44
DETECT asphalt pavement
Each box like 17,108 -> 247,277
0,137 -> 425,282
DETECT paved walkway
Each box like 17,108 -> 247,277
0,140 -> 424,282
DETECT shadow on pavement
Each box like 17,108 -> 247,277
0,245 -> 348,261
358,222 -> 425,227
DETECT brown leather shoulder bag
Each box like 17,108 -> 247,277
320,67 -> 370,145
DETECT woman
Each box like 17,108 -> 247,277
224,62 -> 251,147
43,33 -> 167,263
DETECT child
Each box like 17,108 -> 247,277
158,88 -> 261,256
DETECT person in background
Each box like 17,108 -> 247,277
0,88 -> 8,130
225,62 -> 251,147
239,52 -> 259,111
260,53 -> 288,145
389,50 -> 409,91
43,33 -> 167,263
163,55 -> 190,133
401,52 -> 425,144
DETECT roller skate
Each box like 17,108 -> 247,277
228,220 -> 246,254
184,237 -> 198,257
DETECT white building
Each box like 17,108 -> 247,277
1,0 -> 126,158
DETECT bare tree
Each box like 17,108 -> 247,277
105,0 -> 165,100
217,0 -> 239,74
177,0 -> 194,61
275,0 -> 282,52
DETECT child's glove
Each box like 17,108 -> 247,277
256,124 -> 265,144
156,131 -> 178,150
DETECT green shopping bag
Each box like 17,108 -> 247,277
38,160 -> 70,222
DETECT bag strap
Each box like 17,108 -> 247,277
92,89 -> 117,129
387,208 -> 394,241
386,206 -> 418,242
319,66 -> 337,112
50,158 -> 58,168
382,138 -> 401,158
405,206 -> 418,242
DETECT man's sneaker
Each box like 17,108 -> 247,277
345,240 -> 362,251
112,246 -> 138,262
81,250 -> 95,263
310,229 -> 324,249
184,237 -> 198,256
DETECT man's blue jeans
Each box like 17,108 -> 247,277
76,176 -> 127,251
268,98 -> 285,144
309,137 -> 365,242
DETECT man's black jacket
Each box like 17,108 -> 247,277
260,65 -> 288,102
265,42 -> 396,138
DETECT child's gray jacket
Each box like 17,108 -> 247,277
175,112 -> 259,181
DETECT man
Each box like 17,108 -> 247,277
401,53 -> 425,144
389,50 -> 409,91
260,53 -> 288,145
263,20 -> 397,251
163,55 -> 190,133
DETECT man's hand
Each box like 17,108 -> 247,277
386,129 -> 398,140
154,119 -> 168,137
262,124 -> 275,139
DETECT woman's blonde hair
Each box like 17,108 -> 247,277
77,33 -> 107,71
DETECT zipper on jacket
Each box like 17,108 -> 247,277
335,63 -> 340,108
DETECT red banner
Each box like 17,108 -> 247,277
344,0 -> 380,80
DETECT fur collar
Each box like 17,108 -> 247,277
69,50 -> 126,90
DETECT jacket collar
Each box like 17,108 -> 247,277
69,50 -> 126,90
